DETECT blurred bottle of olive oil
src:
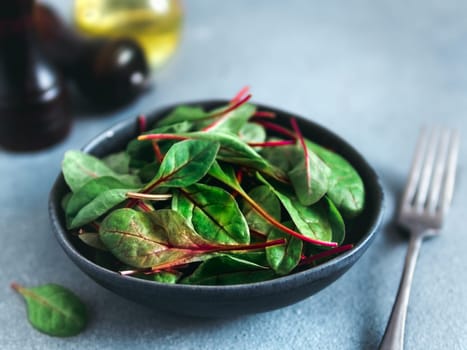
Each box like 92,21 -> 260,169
74,0 -> 183,69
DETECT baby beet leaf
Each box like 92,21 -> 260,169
12,283 -> 87,337
181,255 -> 275,285
99,209 -> 284,270
139,131 -> 288,183
173,183 -> 250,244
266,224 -> 303,275
242,185 -> 281,235
99,208 -> 211,268
306,140 -> 365,217
66,176 -> 139,220
203,103 -> 256,134
102,151 -> 131,174
143,139 -> 220,192
287,119 -> 331,205
156,106 -> 208,127
62,150 -> 140,193
68,188 -> 130,229
262,139 -> 330,206
210,164 -> 338,247
257,174 -> 344,245
238,122 -> 267,144
77,230 -> 108,251
134,270 -> 182,284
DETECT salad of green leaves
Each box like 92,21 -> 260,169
61,89 -> 365,285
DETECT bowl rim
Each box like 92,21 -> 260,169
49,99 -> 385,295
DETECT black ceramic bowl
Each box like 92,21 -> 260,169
49,100 -> 384,317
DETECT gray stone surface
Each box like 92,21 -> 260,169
1,0 -> 466,349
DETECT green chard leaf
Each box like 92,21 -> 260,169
66,176 -> 138,219
203,103 -> 256,134
266,224 -> 303,275
77,231 -> 108,251
262,143 -> 330,206
99,208 -> 213,269
181,255 -> 275,285
242,185 -> 281,234
238,122 -> 266,144
12,283 -> 87,337
144,131 -> 288,182
102,151 -> 131,174
134,270 -> 182,284
66,176 -> 137,229
99,209 -> 283,270
143,139 -> 220,191
62,150 -> 140,192
257,174 -> 345,244
156,106 -> 208,127
173,183 -> 250,244
306,140 -> 365,217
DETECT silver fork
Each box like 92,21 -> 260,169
379,126 -> 460,350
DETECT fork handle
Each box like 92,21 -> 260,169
379,233 -> 423,350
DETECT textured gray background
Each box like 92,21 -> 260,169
1,0 -> 466,349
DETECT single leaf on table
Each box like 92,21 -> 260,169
143,139 -> 220,192
306,140 -> 365,217
257,174 -> 345,245
173,183 -> 250,244
266,224 -> 303,275
242,185 -> 281,234
68,188 -> 130,229
181,255 -> 275,285
62,150 -> 140,192
12,283 -> 87,337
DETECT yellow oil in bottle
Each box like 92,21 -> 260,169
74,0 -> 183,69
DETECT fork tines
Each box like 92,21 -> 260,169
400,126 -> 460,226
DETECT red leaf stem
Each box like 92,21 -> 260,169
138,114 -> 147,133
253,111 -> 276,118
230,86 -> 250,104
254,120 -> 297,139
138,134 -> 187,142
137,202 -> 153,212
248,140 -> 296,147
241,191 -> 338,248
202,94 -> 252,132
249,228 -> 268,240
300,244 -> 354,266
152,141 -> 164,163
290,117 -> 310,188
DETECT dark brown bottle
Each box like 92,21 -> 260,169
0,0 -> 71,152
35,4 -> 150,109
